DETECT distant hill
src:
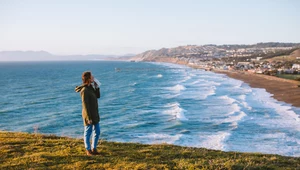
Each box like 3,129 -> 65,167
131,42 -> 300,62
131,45 -> 220,61
218,42 -> 300,50
263,48 -> 300,62
291,49 -> 300,59
0,51 -> 134,61
0,51 -> 54,61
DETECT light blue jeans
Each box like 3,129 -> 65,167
84,123 -> 100,151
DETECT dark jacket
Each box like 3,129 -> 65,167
75,84 -> 100,126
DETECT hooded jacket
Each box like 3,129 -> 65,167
75,84 -> 100,126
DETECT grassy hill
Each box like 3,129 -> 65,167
1,131 -> 299,169
263,49 -> 300,62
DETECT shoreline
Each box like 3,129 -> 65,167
154,58 -> 300,108
212,69 -> 300,107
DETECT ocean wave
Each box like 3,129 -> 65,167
198,131 -> 231,150
161,93 -> 180,99
135,133 -> 183,144
179,75 -> 191,83
246,133 -> 300,157
236,95 -> 252,110
227,103 -> 241,115
157,74 -> 163,78
218,95 -> 236,105
251,89 -> 300,129
223,111 -> 247,127
163,102 -> 188,121
192,79 -> 221,87
166,84 -> 186,93
131,82 -> 137,86
180,85 -> 216,100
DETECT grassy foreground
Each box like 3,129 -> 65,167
0,131 -> 299,170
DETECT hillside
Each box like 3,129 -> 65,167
1,131 -> 300,169
131,43 -> 300,62
291,49 -> 300,59
131,45 -> 219,61
262,49 -> 300,62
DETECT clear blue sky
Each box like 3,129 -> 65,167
0,0 -> 299,55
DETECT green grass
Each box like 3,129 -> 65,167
276,74 -> 300,81
1,131 -> 299,169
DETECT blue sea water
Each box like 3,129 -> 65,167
0,61 -> 300,157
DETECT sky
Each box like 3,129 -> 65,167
0,0 -> 299,55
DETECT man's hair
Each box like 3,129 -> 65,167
82,71 -> 91,84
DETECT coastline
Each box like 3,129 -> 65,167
154,58 -> 300,108
212,69 -> 300,107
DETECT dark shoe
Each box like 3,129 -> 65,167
86,150 -> 93,156
92,148 -> 100,155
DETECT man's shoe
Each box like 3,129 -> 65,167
92,148 -> 100,155
86,150 -> 93,156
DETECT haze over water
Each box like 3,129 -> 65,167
0,61 -> 299,157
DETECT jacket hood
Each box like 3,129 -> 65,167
75,84 -> 86,93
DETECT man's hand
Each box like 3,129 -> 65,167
87,120 -> 93,124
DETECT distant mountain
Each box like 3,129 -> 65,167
0,51 -> 134,61
0,51 -> 54,61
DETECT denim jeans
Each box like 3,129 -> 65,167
84,123 -> 100,151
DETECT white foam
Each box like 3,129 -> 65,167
189,80 -> 200,85
164,102 -> 188,121
165,102 -> 180,108
251,88 -> 300,126
223,111 -> 247,126
237,95 -> 246,101
179,75 -> 191,83
176,111 -> 188,121
136,133 -> 182,144
167,84 -> 186,93
199,132 -> 231,150
195,79 -> 221,87
236,95 -> 252,110
219,95 -> 236,105
157,74 -> 163,78
252,133 -> 300,157
228,103 -> 241,115
162,93 -> 180,99
130,82 -> 137,86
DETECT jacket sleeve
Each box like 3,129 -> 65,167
95,87 -> 100,99
81,89 -> 92,120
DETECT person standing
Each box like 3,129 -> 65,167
75,71 -> 101,156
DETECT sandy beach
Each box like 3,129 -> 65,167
156,58 -> 300,108
213,69 -> 300,107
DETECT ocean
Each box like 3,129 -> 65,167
0,61 -> 299,157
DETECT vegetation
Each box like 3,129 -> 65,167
217,42 -> 300,50
220,48 -> 300,64
277,74 -> 300,81
1,131 -> 300,169
259,48 -> 298,60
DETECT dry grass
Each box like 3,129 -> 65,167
1,131 -> 299,169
